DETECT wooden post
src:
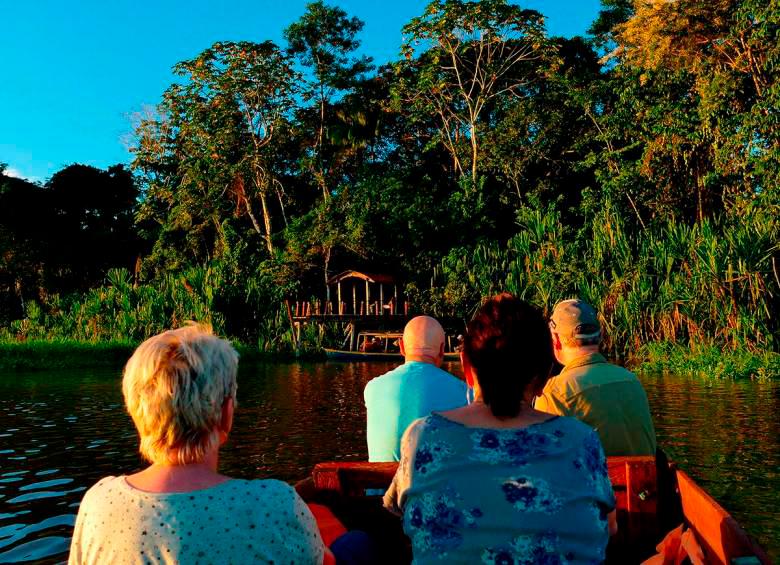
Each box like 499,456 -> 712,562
294,321 -> 302,355
285,300 -> 294,330
352,283 -> 357,315
337,282 -> 342,315
394,285 -> 398,315
380,283 -> 384,313
365,280 -> 370,314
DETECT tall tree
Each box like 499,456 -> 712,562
396,0 -> 552,182
134,41 -> 298,259
284,0 -> 373,201
598,0 -> 780,220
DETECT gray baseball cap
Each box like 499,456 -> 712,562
549,299 -> 601,341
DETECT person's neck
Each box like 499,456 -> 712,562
443,393 -> 549,429
127,449 -> 227,493
405,354 -> 437,364
560,346 -> 600,366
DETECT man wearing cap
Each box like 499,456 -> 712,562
535,299 -> 656,456
364,316 -> 467,462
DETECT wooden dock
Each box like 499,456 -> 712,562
285,270 -> 462,354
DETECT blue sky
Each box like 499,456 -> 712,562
1,0 -> 601,182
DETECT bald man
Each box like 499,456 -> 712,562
364,316 -> 467,462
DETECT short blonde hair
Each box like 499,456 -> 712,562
122,324 -> 238,465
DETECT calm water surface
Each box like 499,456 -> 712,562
0,362 -> 778,562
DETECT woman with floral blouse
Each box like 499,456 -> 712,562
384,293 -> 616,564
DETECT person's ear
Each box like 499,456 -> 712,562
220,397 -> 234,443
460,351 -> 476,389
399,337 -> 406,357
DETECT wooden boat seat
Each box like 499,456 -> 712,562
310,456 -> 769,564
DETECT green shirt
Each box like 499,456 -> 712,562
535,353 -> 657,456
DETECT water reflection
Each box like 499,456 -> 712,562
0,363 -> 777,562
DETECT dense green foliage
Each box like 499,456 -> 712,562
636,343 -> 779,381
0,164 -> 140,325
421,204 -> 777,353
1,0 -> 778,375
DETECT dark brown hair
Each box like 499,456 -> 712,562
463,293 -> 553,419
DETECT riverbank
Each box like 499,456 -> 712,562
633,343 -> 780,380
0,341 -> 325,371
1,340 -> 777,378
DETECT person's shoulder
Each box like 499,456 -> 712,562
424,364 -> 467,388
401,414 -> 438,444
230,478 -> 296,498
226,479 -> 304,515
601,359 -> 638,378
365,364 -> 405,392
554,357 -> 634,395
84,475 -> 122,495
78,476 -> 122,508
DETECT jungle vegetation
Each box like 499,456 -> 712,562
1,0 -> 778,374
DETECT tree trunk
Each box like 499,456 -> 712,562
323,246 -> 331,297
317,78 -> 329,202
470,122 -> 478,183
259,191 -> 274,254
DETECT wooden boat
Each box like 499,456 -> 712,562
325,331 -> 461,362
324,348 -> 460,362
301,455 -> 770,564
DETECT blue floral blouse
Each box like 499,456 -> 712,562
384,413 -> 616,564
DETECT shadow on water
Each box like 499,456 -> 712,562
0,362 -> 777,562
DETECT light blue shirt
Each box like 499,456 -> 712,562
364,361 -> 468,462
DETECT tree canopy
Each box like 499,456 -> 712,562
2,0 -> 777,355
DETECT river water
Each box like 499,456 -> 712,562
0,362 -> 778,562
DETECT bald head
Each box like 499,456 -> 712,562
401,316 -> 445,365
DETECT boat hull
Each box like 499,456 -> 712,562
300,456 -> 769,564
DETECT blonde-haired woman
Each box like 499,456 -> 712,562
69,325 -> 328,564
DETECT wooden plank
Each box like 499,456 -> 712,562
606,456 -> 656,551
676,470 -> 770,564
313,462 -> 398,496
626,458 -> 659,551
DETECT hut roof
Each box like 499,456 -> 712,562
327,270 -> 396,285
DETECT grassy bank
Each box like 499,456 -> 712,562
0,341 -> 137,371
0,341 -> 323,371
634,343 -> 780,381
1,339 -> 776,379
